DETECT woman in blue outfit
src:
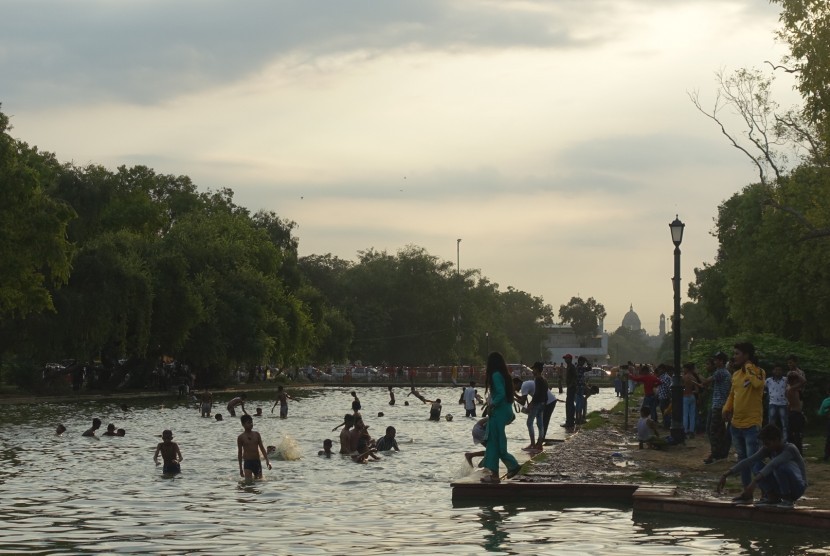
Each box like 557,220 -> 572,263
480,352 -> 521,483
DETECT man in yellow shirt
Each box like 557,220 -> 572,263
722,342 -> 766,502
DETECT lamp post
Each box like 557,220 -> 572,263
669,215 -> 685,444
486,331 -> 490,354
456,238 -> 462,275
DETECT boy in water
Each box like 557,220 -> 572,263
82,418 -> 102,437
227,394 -> 248,417
200,391 -> 213,417
56,424 -> 66,435
215,413 -> 223,421
116,428 -> 126,437
428,399 -> 442,421
153,430 -> 183,475
254,407 -> 263,417
318,439 -> 334,457
408,386 -> 429,404
375,426 -> 400,452
338,414 -> 355,453
388,386 -> 396,406
102,423 -> 117,437
237,414 -> 271,480
270,386 -> 297,419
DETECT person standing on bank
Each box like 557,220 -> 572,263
479,352 -> 521,483
701,353 -> 732,464
723,342 -> 766,500
562,354 -> 576,432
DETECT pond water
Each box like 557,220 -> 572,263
1,386 -> 828,555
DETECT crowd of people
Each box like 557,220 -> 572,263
52,343 -> 830,507
629,342 -> 829,510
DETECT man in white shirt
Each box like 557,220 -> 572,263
462,381 -> 482,417
766,365 -> 788,440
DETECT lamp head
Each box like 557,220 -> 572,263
669,215 -> 685,246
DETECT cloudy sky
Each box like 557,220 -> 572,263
1,0 -> 800,333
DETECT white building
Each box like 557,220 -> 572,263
541,320 -> 609,365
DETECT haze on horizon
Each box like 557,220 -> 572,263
0,0 -> 801,332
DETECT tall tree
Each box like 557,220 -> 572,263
558,296 -> 607,342
774,0 -> 830,160
0,109 -> 75,318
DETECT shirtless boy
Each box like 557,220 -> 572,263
270,386 -> 296,419
153,429 -> 183,475
338,414 -> 355,453
227,394 -> 248,417
237,414 -> 271,480
200,391 -> 213,417
82,418 -> 102,437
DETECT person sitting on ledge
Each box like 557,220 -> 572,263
636,406 -> 664,449
717,424 -> 807,509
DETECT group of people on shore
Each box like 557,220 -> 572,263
631,342 -> 830,509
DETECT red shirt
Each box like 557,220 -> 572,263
630,373 -> 662,396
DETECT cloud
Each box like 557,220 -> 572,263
0,0 -> 777,108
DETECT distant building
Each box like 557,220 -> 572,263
622,304 -> 642,332
659,313 -> 666,337
541,318 -> 609,365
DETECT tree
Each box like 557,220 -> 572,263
558,296 -> 607,341
0,108 -> 75,318
774,0 -> 830,160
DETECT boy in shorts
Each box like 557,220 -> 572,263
237,414 -> 271,480
153,430 -> 183,475
270,386 -> 297,419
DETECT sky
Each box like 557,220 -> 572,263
1,0 -> 802,335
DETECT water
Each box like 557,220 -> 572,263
1,387 -> 827,555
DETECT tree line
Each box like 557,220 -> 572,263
2,108 -> 594,389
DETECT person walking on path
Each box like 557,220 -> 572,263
701,353 -> 732,464
479,352 -> 520,483
723,342 -> 766,498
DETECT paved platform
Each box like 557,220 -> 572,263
450,480 -> 830,528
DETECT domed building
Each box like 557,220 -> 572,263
622,304 -> 642,332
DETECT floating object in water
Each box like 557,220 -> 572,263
377,412 -> 384,417
445,414 -> 453,421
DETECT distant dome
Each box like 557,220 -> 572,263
622,304 -> 641,331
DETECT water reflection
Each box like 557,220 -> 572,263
0,388 -> 828,554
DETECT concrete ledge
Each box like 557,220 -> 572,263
451,480 -> 830,528
450,481 -> 641,503
633,496 -> 830,529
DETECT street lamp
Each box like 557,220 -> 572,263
669,215 -> 685,444
457,238 -> 462,275
486,331 -> 490,354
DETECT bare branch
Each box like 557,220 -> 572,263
764,60 -> 798,74
688,89 -> 768,185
